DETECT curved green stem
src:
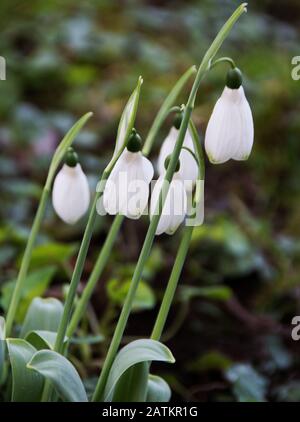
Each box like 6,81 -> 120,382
142,66 -> 196,156
209,56 -> 236,70
67,66 -> 197,339
91,2 -> 247,402
42,79 -> 143,401
92,101 -> 192,403
92,4 -> 247,402
181,146 -> 199,166
5,112 -> 93,336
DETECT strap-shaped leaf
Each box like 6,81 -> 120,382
6,339 -> 44,402
25,330 -> 67,350
0,317 -> 5,340
111,76 -> 143,161
20,297 -> 64,338
104,339 -> 175,401
111,362 -> 149,402
146,374 -> 171,402
27,350 -> 88,402
46,112 -> 93,189
0,317 -> 6,380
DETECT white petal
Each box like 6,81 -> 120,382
141,155 -> 154,183
103,149 -> 153,219
52,164 -> 90,225
231,87 -> 254,160
157,127 -> 177,175
103,151 -> 127,215
205,87 -> 243,164
158,127 -> 198,189
150,174 -> 187,235
180,130 -> 199,190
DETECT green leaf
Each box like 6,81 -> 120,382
0,317 -> 5,340
104,339 -> 175,401
107,278 -> 155,312
47,112 -> 93,189
112,362 -> 149,402
142,65 -> 196,156
25,330 -> 67,350
6,339 -> 44,402
18,242 -> 78,270
27,350 -> 88,402
1,266 -> 56,322
0,317 -> 6,380
20,297 -> 64,338
146,374 -> 171,402
112,76 -> 143,160
179,285 -> 232,302
225,364 -> 268,402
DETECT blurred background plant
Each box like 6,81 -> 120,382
1,0 -> 300,402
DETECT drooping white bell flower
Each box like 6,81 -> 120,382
52,148 -> 90,224
204,67 -> 254,164
158,125 -> 198,191
103,129 -> 154,219
150,158 -> 187,235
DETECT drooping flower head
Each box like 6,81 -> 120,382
151,155 -> 187,235
204,67 -> 254,164
52,147 -> 90,224
158,113 -> 198,191
103,129 -> 154,219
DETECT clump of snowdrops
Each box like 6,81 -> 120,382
0,3 -> 253,402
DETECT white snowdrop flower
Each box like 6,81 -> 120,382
103,129 -> 154,219
204,67 -> 254,164
52,148 -> 90,225
158,124 -> 198,191
150,158 -> 187,235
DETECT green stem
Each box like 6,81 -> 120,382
142,66 -> 196,156
151,119 -> 205,342
92,2 -> 247,402
53,182 -> 106,354
41,172 -> 108,402
92,102 -> 192,403
151,225 -> 194,340
67,66 -> 196,339
66,213 -> 123,338
42,80 -> 143,401
5,187 -> 50,335
5,112 -> 93,337
209,56 -> 236,70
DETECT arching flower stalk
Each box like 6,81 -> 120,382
5,112 -> 93,336
52,147 -> 90,224
92,3 -> 248,402
66,66 -> 197,340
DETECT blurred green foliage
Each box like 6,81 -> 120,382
1,0 -> 300,402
